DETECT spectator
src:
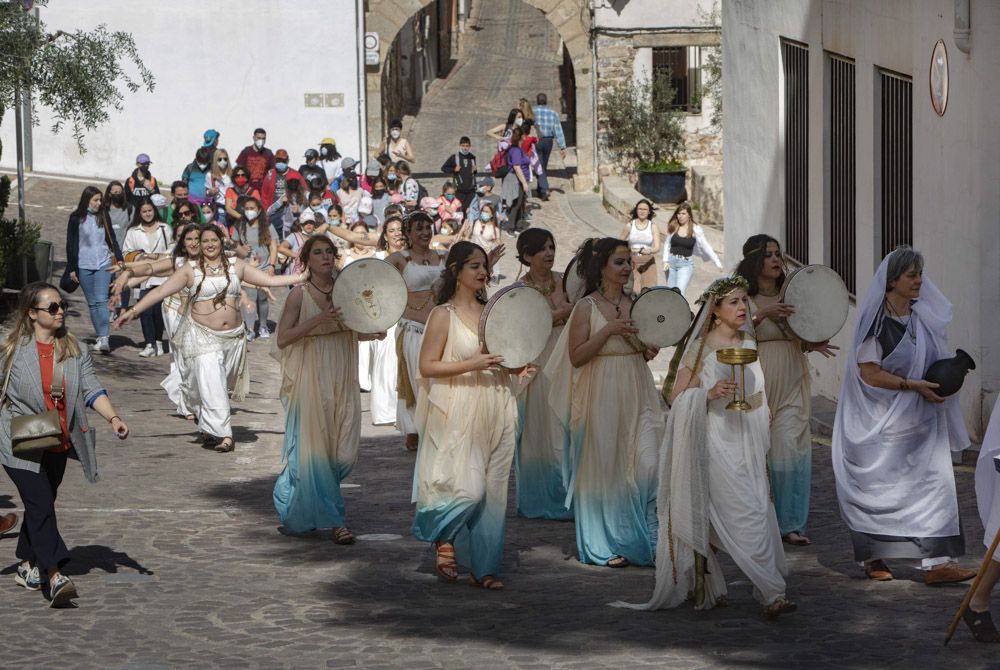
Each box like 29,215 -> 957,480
518,98 -> 535,129
362,161 -> 381,193
336,158 -> 363,224
319,138 -> 343,187
532,93 -> 567,201
468,201 -> 501,256
202,128 -> 220,151
369,176 -> 391,225
277,210 -> 319,276
125,153 -> 160,207
384,162 -> 402,200
236,127 -> 275,192
397,161 -> 422,209
230,197 -> 277,341
2,282 -> 130,608
467,176 -> 502,225
64,186 -> 123,354
298,148 -> 327,191
165,181 -> 205,228
102,181 -> 132,314
487,108 -> 523,143
440,136 -> 477,214
306,172 -> 337,213
376,119 -> 416,165
121,199 -> 172,357
205,148 -> 233,226
267,176 -> 306,239
502,127 -> 533,233
261,148 -> 303,231
181,146 -> 213,205
436,182 -> 463,224
225,166 -> 261,222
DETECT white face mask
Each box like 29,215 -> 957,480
254,139 -> 265,149
390,130 -> 401,140
244,210 -> 259,221
197,163 -> 208,170
218,159 -> 228,169
514,117 -> 524,127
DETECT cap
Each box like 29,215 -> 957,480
479,176 -> 495,187
136,153 -> 152,165
420,197 -> 439,210
304,148 -> 319,159
358,195 -> 374,215
202,129 -> 219,147
321,137 -> 335,145
274,149 -> 289,160
150,194 -> 167,207
341,157 -> 357,170
365,162 -> 381,178
299,209 -> 316,223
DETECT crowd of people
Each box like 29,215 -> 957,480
3,98 -> 999,645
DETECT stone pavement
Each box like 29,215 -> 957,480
2,5 -> 998,667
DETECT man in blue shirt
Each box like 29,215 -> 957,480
532,93 -> 567,201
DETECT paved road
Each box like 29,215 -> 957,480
2,3 -> 998,668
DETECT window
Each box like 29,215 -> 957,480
652,46 -> 703,114
828,53 -> 856,294
781,39 -> 809,264
877,68 -> 912,258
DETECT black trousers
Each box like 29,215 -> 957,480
456,189 -> 476,217
4,450 -> 71,573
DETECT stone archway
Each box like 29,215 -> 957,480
364,0 -> 594,189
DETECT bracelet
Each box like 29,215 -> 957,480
109,415 -> 120,424
899,378 -> 910,391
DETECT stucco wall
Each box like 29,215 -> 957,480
594,0 -> 709,29
0,0 -> 363,182
723,0 -> 1000,436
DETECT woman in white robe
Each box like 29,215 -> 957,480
967,394 -> 1000,642
367,217 -> 408,425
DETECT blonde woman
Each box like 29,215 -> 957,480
619,199 -> 662,292
205,148 -> 233,227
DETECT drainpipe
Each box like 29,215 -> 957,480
356,0 -> 369,169
590,11 -> 599,188
954,0 -> 971,54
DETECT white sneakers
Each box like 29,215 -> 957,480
91,337 -> 110,354
156,341 -> 165,356
139,344 -> 156,358
258,324 -> 270,339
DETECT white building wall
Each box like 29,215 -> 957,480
594,0 -> 708,29
0,0 -> 363,183
723,0 -> 1000,437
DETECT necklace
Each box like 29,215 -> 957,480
884,297 -> 916,342
757,284 -> 780,297
205,263 -> 223,275
412,250 -> 436,266
524,272 -> 555,296
599,288 -> 624,317
309,280 -> 333,295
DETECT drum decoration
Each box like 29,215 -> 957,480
716,347 -> 758,411
630,287 -> 692,348
331,258 -> 407,333
479,284 -> 553,369
779,265 -> 850,343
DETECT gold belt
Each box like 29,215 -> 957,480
596,350 -> 642,358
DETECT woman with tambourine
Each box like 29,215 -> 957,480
832,246 -> 976,585
511,229 -> 574,520
735,235 -> 837,547
412,241 -> 530,590
544,237 -> 662,568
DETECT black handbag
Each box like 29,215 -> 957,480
59,266 -> 79,294
2,345 -> 66,457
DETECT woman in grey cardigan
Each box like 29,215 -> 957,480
2,282 -> 130,607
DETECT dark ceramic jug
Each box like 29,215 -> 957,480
924,349 -> 976,397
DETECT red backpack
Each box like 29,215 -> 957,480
489,147 -> 509,179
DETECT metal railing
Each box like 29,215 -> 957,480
782,39 -> 809,264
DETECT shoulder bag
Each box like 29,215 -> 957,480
2,343 -> 66,457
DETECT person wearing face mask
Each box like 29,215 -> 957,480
368,177 -> 391,225
231,198 -> 278,341
261,149 -> 302,234
440,136 -> 478,215
236,127 -> 275,192
467,176 -> 502,227
436,182 -> 463,225
125,153 -> 160,208
336,158 -> 363,224
298,148 -> 328,191
319,138 -> 343,186
102,181 -> 133,316
181,147 -> 213,206
206,149 -> 234,227
267,177 -> 306,239
376,120 -> 416,165
225,168 -> 262,223
487,109 -> 524,144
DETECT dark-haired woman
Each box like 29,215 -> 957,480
114,226 -> 307,452
377,119 -> 416,165
2,282 -> 129,607
662,202 -> 722,298
487,108 -> 524,143
274,235 -> 379,544
224,166 -> 261,222
619,199 -> 661,293
103,181 -> 132,316
513,228 -> 573,520
122,199 -> 172,358
544,238 -> 663,567
412,241 -> 527,589
65,186 -> 124,354
501,127 -> 533,233
231,198 -> 277,341
735,235 -> 837,546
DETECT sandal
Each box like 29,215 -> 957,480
782,532 -> 811,546
963,608 -> 1000,643
184,414 -> 196,422
763,598 -> 797,620
607,556 -> 629,568
215,438 -> 235,453
469,575 -> 504,590
405,434 -> 418,452
332,527 -> 356,545
435,542 -> 458,582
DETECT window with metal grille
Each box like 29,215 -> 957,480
652,47 -> 702,114
781,40 -> 809,264
877,68 -> 912,258
828,53 -> 856,294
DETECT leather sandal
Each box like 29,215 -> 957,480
215,438 -> 235,453
865,559 -> 893,581
332,527 -> 356,545
763,598 -> 797,620
435,542 -> 458,582
607,556 -> 629,568
469,575 -> 504,590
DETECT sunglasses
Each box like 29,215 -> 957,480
32,300 -> 69,315
179,210 -> 194,217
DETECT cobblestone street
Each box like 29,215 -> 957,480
1,2 -> 997,668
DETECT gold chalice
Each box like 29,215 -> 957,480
716,347 -> 758,411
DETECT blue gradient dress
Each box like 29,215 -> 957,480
545,297 -> 664,566
273,290 -> 361,532
411,305 -> 517,580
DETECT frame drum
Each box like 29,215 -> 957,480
779,264 -> 849,343
630,287 -> 692,348
331,258 -> 408,334
479,284 -> 553,368
562,257 -> 587,303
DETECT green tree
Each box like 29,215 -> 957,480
599,70 -> 686,173
697,0 -> 722,130
0,0 -> 155,157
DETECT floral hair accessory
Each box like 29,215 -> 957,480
695,275 -> 750,305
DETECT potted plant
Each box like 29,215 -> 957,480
599,70 -> 687,203
0,176 -> 44,290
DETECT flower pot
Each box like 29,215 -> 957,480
637,168 -> 687,204
924,348 -> 976,397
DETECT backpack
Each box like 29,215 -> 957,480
489,148 -> 509,179
404,177 -> 428,203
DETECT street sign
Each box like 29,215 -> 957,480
365,51 -> 380,66
364,32 -> 379,51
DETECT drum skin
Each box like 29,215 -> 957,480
479,285 -> 553,368
563,257 -> 586,303
779,264 -> 849,343
331,258 -> 408,333
630,287 -> 692,348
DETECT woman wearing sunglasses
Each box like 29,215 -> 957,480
1,282 -> 130,608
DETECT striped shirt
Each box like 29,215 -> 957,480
532,105 -> 566,149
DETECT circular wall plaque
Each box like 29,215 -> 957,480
930,39 -> 949,116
